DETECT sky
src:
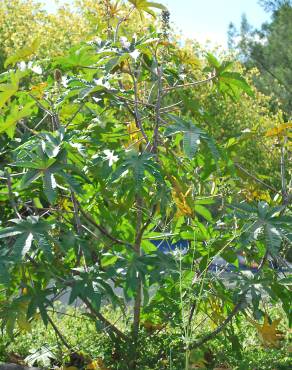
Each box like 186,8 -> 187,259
44,0 -> 269,48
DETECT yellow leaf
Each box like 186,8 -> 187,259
59,198 -> 73,212
208,298 -> 225,328
170,176 -> 193,216
86,358 -> 109,370
142,320 -> 164,333
247,315 -> 284,348
17,300 -> 31,332
5,38 -> 40,68
17,313 -> 31,332
0,71 -> 23,110
126,121 -> 145,150
265,122 -> 292,137
31,82 -> 47,99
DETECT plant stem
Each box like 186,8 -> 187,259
131,195 -> 143,369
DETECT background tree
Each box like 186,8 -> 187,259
228,0 -> 292,118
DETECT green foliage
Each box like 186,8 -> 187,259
0,1 -> 291,369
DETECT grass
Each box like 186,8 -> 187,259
0,303 -> 291,369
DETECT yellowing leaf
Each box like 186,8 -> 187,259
126,121 -> 145,150
170,176 -> 193,217
265,122 -> 292,137
109,1 -> 121,16
142,320 -> 164,333
0,71 -> 22,110
247,315 -> 284,348
17,314 -> 31,332
5,38 -> 40,68
31,82 -> 47,99
208,298 -> 225,328
59,198 -> 73,212
86,358 -> 109,370
16,300 -> 31,332
0,101 -> 36,138
243,186 -> 271,203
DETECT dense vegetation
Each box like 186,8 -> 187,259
0,1 -> 291,369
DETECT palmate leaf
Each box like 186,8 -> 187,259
165,115 -> 220,160
110,151 -> 163,189
206,53 -> 254,99
127,0 -> 166,17
219,71 -> 254,98
54,45 -> 100,69
14,141 -> 86,202
0,217 -> 53,262
0,101 -> 36,138
247,315 -> 284,348
229,201 -> 292,256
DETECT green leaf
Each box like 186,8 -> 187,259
278,277 -> 292,286
141,239 -> 158,253
206,52 -> 221,69
165,115 -> 219,160
101,253 -> 118,267
43,171 -> 57,204
194,204 -> 212,222
264,223 -> 282,256
110,151 -> 163,189
0,227 -> 22,239
20,169 -> 42,189
12,232 -> 34,261
219,71 -> 254,98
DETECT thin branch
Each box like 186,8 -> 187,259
164,73 -> 216,92
153,63 -> 162,153
81,296 -> 127,341
34,112 -> 49,129
132,195 -> 143,361
188,251 -> 268,350
189,298 -> 244,350
234,162 -> 279,193
5,170 -> 21,219
29,94 -> 52,116
65,102 -> 85,128
47,315 -> 71,350
114,7 -> 135,42
129,65 -> 151,147
280,136 -> 289,205
77,200 -> 132,248
160,101 -> 183,112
